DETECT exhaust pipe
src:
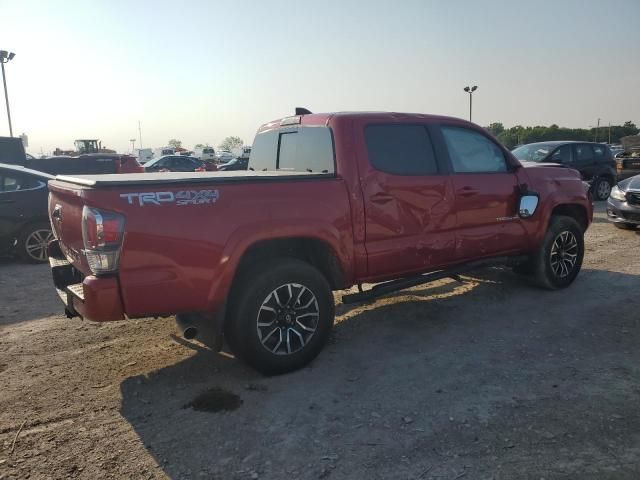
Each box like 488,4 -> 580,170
176,314 -> 200,340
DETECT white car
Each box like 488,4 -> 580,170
215,150 -> 235,163
194,146 -> 216,162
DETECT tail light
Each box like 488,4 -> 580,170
81,206 -> 125,275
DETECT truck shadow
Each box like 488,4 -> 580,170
119,267 -> 640,479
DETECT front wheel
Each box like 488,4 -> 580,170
226,259 -> 335,375
531,216 -> 585,290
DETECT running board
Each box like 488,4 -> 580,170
341,256 -> 527,304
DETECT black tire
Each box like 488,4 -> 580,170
613,222 -> 637,230
531,215 -> 584,290
17,222 -> 54,263
225,258 -> 335,375
592,177 -> 612,201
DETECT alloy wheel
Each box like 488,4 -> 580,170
597,180 -> 611,199
256,283 -> 319,355
549,231 -> 578,278
25,229 -> 54,262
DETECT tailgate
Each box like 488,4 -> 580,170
619,157 -> 640,179
48,180 -> 92,275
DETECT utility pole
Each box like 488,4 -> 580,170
138,120 -> 143,149
463,85 -> 478,122
608,122 -> 611,144
0,50 -> 16,137
594,118 -> 600,142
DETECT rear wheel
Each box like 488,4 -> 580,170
531,216 -> 584,290
226,259 -> 334,375
592,177 -> 612,200
17,223 -> 53,263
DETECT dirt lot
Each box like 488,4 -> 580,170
1,203 -> 639,480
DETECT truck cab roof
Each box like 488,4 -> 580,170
257,111 -> 469,133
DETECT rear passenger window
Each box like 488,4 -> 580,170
249,127 -> 335,173
249,130 -> 278,171
441,126 -> 507,173
576,144 -> 594,162
593,145 -> 606,159
365,125 -> 438,175
278,132 -> 298,170
2,175 -> 18,191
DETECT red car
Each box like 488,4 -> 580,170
143,155 -> 217,173
47,111 -> 592,374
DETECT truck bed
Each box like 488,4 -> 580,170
54,170 -> 333,187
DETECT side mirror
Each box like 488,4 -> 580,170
519,195 -> 539,218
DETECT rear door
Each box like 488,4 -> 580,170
592,144 -> 615,176
437,125 -> 524,260
357,122 -> 456,280
573,144 -> 596,181
172,157 -> 196,171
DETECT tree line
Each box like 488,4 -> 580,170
166,136 -> 244,151
486,122 -> 639,149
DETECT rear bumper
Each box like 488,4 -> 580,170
606,198 -> 640,225
48,240 -> 125,322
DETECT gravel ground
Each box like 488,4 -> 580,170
1,202 -> 639,480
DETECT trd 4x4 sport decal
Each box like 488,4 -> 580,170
120,190 -> 219,206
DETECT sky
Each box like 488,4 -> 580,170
1,0 -> 639,155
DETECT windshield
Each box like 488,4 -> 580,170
512,143 -> 555,162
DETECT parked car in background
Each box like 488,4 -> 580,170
608,144 -> 624,157
0,163 -> 53,262
217,157 -> 249,171
512,141 -> 617,200
238,146 -> 252,159
153,147 -> 175,159
194,146 -> 216,162
607,174 -> 640,229
134,148 -> 154,164
1,136 -> 144,175
215,150 -> 235,163
30,155 -> 144,175
615,153 -> 640,180
144,155 -> 217,172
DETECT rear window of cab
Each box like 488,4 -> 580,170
249,126 -> 335,174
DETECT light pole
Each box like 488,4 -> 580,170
0,50 -> 16,137
594,118 -> 600,143
463,85 -> 478,122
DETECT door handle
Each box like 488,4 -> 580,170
458,187 -> 479,197
370,193 -> 394,204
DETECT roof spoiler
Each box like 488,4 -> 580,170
295,107 -> 312,115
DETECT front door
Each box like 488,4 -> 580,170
357,122 -> 456,280
438,125 -> 525,260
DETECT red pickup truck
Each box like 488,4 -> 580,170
47,111 -> 592,374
